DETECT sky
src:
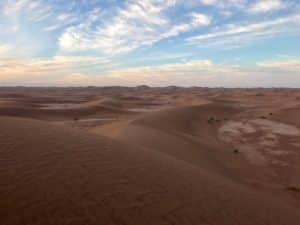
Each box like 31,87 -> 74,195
0,0 -> 300,87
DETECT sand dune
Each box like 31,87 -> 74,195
0,87 -> 300,225
1,116 -> 300,225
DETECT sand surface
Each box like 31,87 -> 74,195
0,87 -> 300,225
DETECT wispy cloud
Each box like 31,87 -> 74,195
187,13 -> 300,48
160,13 -> 211,39
0,0 -> 81,33
0,56 -> 110,84
257,58 -> 300,72
247,0 -> 286,14
2,0 -> 54,22
59,0 -> 211,54
200,0 -> 246,8
2,0 -> 31,15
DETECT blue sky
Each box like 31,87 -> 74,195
0,0 -> 300,87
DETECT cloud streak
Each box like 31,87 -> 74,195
187,13 -> 300,48
248,0 -> 286,14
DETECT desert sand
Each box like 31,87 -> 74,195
0,86 -> 300,225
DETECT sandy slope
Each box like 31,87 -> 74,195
117,104 -> 244,179
117,103 -> 300,192
0,116 -> 300,225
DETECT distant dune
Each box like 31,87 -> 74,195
0,87 -> 300,225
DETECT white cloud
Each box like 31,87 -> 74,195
0,0 -> 79,33
57,13 -> 73,21
161,13 -> 211,38
2,0 -> 31,15
0,56 -> 110,83
191,13 -> 212,26
200,0 -> 218,5
187,14 -> 300,48
43,24 -> 62,32
257,58 -> 300,72
248,0 -> 286,14
59,0 -> 210,54
198,0 -> 246,8
2,0 -> 54,22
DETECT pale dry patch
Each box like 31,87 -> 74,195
238,144 -> 267,165
251,119 -> 300,136
219,119 -> 300,166
219,121 -> 256,135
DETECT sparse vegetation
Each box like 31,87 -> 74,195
207,117 -> 222,124
207,117 -> 215,124
286,186 -> 300,192
256,93 -> 264,97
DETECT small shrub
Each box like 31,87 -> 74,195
207,117 -> 215,124
233,149 -> 239,154
286,186 -> 300,192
